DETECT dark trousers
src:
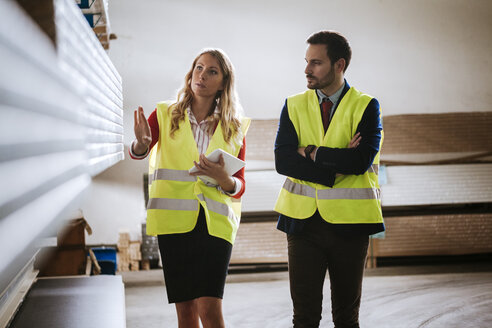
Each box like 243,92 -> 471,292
287,213 -> 369,328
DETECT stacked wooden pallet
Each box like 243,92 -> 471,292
370,112 -> 492,264
116,232 -> 142,272
231,219 -> 287,264
373,213 -> 492,258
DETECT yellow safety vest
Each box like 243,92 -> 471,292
147,101 -> 251,244
274,87 -> 384,224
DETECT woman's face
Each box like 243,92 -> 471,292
191,53 -> 225,99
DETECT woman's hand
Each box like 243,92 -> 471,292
133,106 -> 152,155
190,154 -> 236,193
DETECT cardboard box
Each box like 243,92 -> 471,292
36,247 -> 87,276
57,218 -> 92,247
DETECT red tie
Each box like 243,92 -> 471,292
321,98 -> 333,133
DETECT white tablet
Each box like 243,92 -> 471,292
189,148 -> 245,185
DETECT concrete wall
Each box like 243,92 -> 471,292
83,0 -> 492,244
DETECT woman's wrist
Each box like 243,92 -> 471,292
132,140 -> 149,156
218,176 -> 236,193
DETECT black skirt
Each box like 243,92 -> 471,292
157,206 -> 233,303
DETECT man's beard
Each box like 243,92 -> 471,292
306,66 -> 335,90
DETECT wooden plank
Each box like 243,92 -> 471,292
372,213 -> 492,257
382,112 -> 492,155
243,112 -> 492,164
231,221 -> 287,264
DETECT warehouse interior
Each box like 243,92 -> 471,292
1,0 -> 491,327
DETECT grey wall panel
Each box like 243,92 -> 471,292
55,0 -> 124,177
0,151 -> 87,218
0,0 -> 124,308
88,152 -> 124,176
86,129 -> 124,144
0,175 -> 91,277
0,0 -> 93,298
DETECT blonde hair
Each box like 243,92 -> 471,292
169,48 -> 243,145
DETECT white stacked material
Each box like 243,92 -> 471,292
242,167 -> 284,213
241,163 -> 492,213
381,163 -> 492,206
56,0 -> 124,176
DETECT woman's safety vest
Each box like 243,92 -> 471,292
274,87 -> 383,224
146,101 -> 251,244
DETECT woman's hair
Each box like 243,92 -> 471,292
169,48 -> 243,145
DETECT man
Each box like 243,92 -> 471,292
274,30 -> 384,328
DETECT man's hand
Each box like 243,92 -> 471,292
297,147 -> 306,157
297,132 -> 362,162
133,106 -> 152,155
348,132 -> 361,148
336,132 -> 362,177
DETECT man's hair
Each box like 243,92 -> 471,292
307,31 -> 352,72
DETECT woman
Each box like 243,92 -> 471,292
130,48 -> 250,327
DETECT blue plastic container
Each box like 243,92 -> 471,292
78,0 -> 95,9
91,247 -> 117,275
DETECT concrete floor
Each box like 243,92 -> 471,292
122,264 -> 492,328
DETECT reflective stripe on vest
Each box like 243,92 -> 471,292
149,168 -> 197,185
318,188 -> 380,200
147,198 -> 198,211
368,164 -> 379,175
282,178 -> 380,200
197,194 -> 239,224
147,194 -> 238,224
282,179 -> 316,198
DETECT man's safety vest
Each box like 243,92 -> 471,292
147,101 -> 251,244
274,87 -> 384,224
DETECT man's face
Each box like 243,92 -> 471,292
304,44 -> 335,90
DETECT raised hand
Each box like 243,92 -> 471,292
133,106 -> 152,155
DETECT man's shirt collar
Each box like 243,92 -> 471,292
316,82 -> 345,106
